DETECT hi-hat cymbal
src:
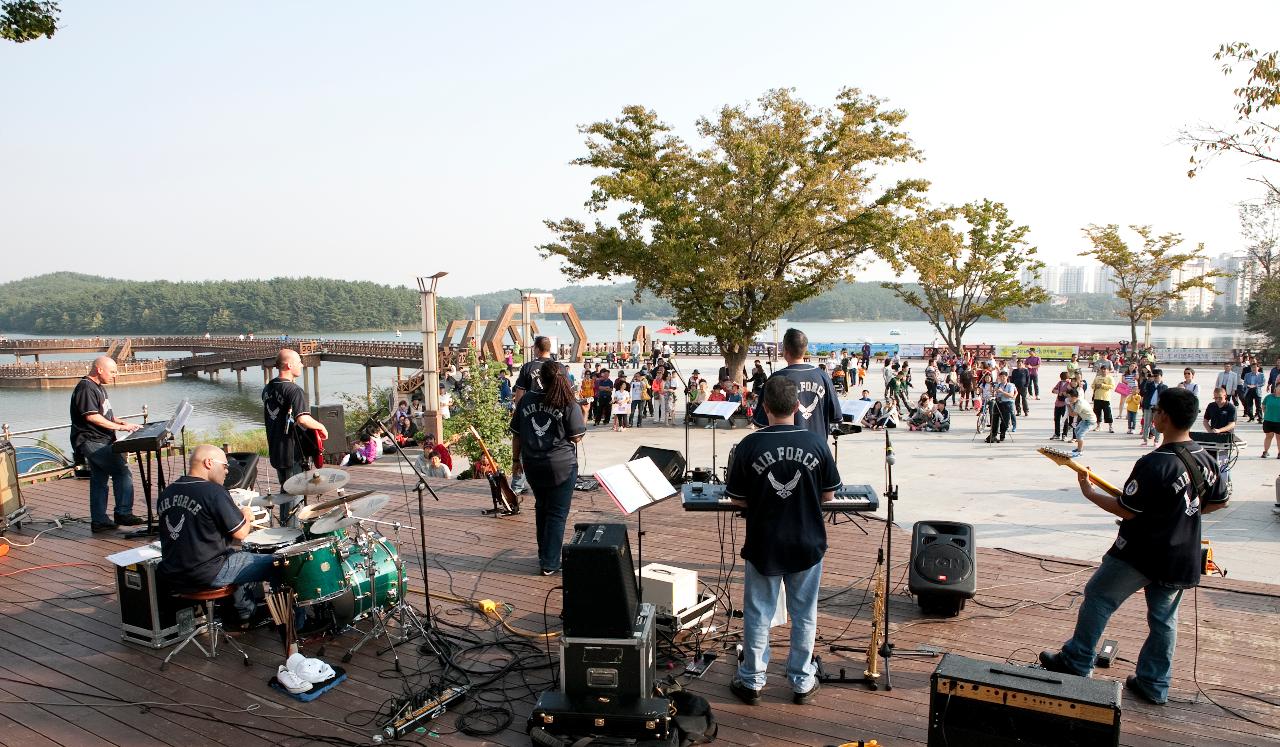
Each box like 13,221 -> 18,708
344,493 -> 389,521
283,468 -> 350,496
295,490 -> 376,522
263,492 -> 304,506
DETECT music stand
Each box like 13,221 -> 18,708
124,399 -> 191,539
594,457 -> 678,603
693,401 -> 742,481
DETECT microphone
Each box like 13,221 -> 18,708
885,430 -> 896,466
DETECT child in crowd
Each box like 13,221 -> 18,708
1124,389 -> 1142,435
612,384 -> 631,432
1066,389 -> 1096,458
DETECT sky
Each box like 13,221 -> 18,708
2,2 -> 1277,296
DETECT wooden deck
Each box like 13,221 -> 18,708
1,456 -> 1278,747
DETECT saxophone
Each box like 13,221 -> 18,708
864,547 -> 886,685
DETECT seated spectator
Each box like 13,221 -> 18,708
421,432 -> 454,471
415,451 -> 452,479
708,383 -> 728,402
925,403 -> 951,432
342,433 -> 378,466
859,389 -> 872,402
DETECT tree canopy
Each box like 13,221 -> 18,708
1239,189 -> 1280,280
0,1 -> 59,43
1184,42 -> 1280,197
1245,276 -> 1280,354
883,199 -> 1048,355
540,87 -> 926,378
1079,225 -> 1224,350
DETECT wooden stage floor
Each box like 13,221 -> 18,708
1,457 -> 1278,746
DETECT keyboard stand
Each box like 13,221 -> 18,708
125,447 -> 166,539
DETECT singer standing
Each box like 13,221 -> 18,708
262,349 -> 328,518
751,328 -> 842,438
510,362 -> 587,576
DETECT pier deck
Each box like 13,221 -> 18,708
1,459 -> 1277,746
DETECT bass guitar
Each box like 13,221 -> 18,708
467,425 -> 520,516
1037,447 -> 1123,498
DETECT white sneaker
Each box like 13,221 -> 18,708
286,652 -> 335,684
277,665 -> 312,694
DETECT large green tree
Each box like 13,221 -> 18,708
1,1 -> 59,42
1239,189 -> 1280,280
1245,276 -> 1280,354
540,87 -> 925,380
1079,225 -> 1225,351
883,199 -> 1048,355
1183,42 -> 1280,197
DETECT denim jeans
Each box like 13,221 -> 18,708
82,439 -> 134,524
276,462 -> 304,524
1053,404 -> 1067,437
1029,372 -> 1040,397
1057,554 -> 1182,703
530,465 -> 577,572
737,559 -> 822,693
1141,407 -> 1158,441
211,551 -> 282,620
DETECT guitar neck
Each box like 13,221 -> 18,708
1060,459 -> 1123,498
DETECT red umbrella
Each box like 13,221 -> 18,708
655,325 -> 682,335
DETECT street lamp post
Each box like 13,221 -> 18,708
615,299 -> 624,355
417,273 -> 448,443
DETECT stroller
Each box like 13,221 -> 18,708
1191,431 -> 1245,499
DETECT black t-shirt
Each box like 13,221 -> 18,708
1110,441 -> 1228,587
156,476 -> 246,589
750,364 -> 842,437
1203,402 -> 1236,430
1010,369 -> 1029,388
509,391 -> 587,486
514,358 -> 550,394
725,425 -> 841,575
262,378 -> 309,470
595,377 -> 614,397
69,377 -> 116,451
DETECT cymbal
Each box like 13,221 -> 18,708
263,492 -> 304,506
344,493 -> 389,521
295,489 -> 376,522
309,512 -> 361,534
283,468 -> 350,496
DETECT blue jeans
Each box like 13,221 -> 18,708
1058,555 -> 1182,703
82,440 -> 134,524
530,465 -> 577,572
276,463 -> 304,524
1141,407 -> 1157,441
212,551 -> 280,620
737,559 -> 822,693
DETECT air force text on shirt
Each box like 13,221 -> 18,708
795,381 -> 827,419
157,492 -> 207,517
750,445 -> 823,475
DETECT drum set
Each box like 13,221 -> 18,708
233,468 -> 420,658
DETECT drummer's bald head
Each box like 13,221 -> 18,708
189,444 -> 228,484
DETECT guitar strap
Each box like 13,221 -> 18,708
1169,442 -> 1208,503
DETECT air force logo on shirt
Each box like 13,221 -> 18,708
767,470 -> 801,499
796,382 -> 826,421
532,416 -> 552,438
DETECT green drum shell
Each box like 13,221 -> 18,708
275,538 -> 348,606
331,536 -> 404,626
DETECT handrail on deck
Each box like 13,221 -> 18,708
3,407 -> 150,440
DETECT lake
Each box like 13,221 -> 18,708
0,319 -> 1258,452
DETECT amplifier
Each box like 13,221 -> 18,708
309,404 -> 347,461
637,563 -> 697,617
561,603 -> 656,705
563,523 -> 638,638
0,440 -> 29,534
116,557 -> 196,648
929,654 -> 1121,746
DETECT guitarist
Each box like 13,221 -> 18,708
262,349 -> 328,521
1039,387 -> 1228,705
510,362 -> 586,576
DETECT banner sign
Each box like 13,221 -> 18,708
1153,348 -> 1234,364
996,344 -> 1078,360
808,342 -> 898,357
897,344 -> 926,358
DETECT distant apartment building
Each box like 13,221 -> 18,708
1058,265 -> 1087,295
1211,253 -> 1260,308
1093,265 -> 1119,296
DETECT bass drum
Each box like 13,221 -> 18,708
330,535 -> 405,627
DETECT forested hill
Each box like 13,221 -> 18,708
0,273 -> 464,335
0,273 -> 1240,335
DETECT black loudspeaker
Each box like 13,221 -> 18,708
562,523 -> 638,638
309,405 -> 347,460
224,452 -> 259,491
0,440 -> 29,534
908,520 -> 976,616
628,446 -> 685,486
929,654 -> 1122,746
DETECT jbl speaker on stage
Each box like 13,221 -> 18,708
563,523 -> 638,638
909,520 -> 976,616
929,653 -> 1122,746
308,405 -> 347,460
224,452 -> 259,491
628,446 -> 685,486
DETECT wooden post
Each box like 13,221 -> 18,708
235,369 -> 242,387
312,364 -> 320,404
365,366 -> 373,405
301,366 -> 309,400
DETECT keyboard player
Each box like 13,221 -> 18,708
70,356 -> 145,533
724,376 -> 840,707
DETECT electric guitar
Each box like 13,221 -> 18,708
467,425 -> 520,514
1037,447 -> 1123,498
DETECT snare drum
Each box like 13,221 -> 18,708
275,538 -> 348,605
242,527 -> 302,554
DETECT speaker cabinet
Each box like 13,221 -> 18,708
628,446 -> 685,485
224,452 -> 259,491
909,520 -> 976,616
563,523 -> 638,638
309,405 -> 347,461
0,440 -> 28,534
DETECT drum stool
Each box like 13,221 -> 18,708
160,586 -> 251,670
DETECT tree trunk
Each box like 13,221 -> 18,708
719,339 -> 750,390
1129,317 -> 1138,354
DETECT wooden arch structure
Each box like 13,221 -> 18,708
444,318 -> 538,350
482,296 -> 587,362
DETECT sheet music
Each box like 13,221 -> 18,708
693,401 -> 741,419
106,541 -> 162,567
595,457 -> 677,515
839,399 -> 874,422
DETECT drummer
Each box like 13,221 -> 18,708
157,444 -> 300,636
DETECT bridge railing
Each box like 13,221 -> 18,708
0,360 -> 169,379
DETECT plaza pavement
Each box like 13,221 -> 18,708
564,356 -> 1280,584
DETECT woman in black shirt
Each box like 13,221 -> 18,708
510,362 -> 587,575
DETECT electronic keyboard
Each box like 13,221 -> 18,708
680,482 -> 878,512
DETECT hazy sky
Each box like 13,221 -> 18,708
2,2 -> 1276,296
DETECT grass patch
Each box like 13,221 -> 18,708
186,421 -> 270,456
